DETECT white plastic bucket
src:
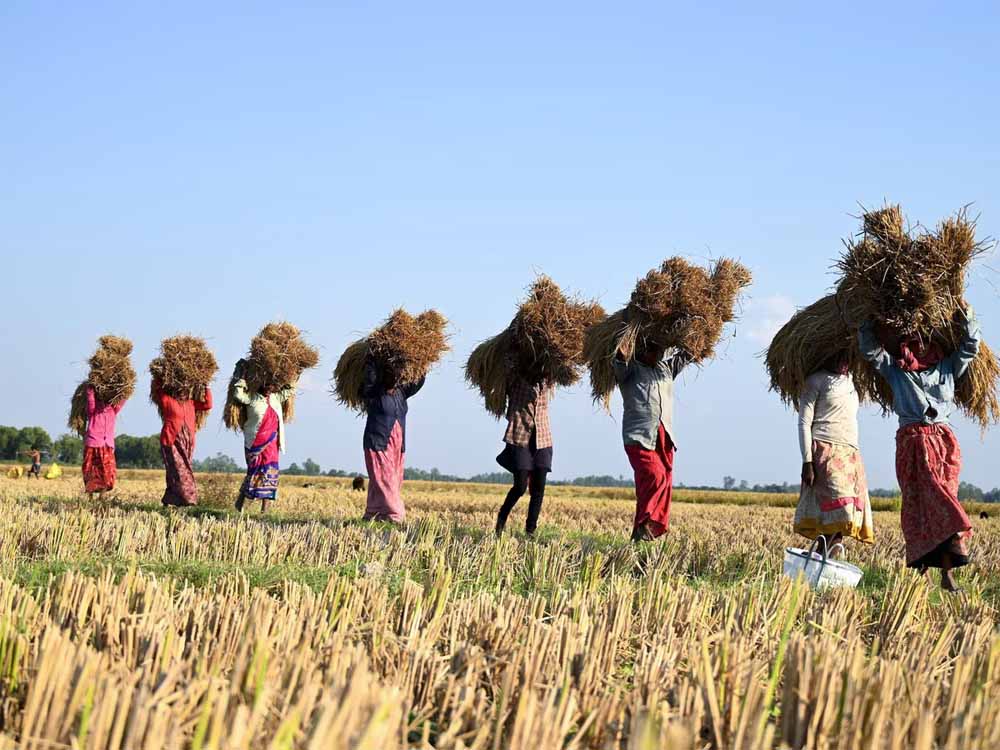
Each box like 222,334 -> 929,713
783,536 -> 863,590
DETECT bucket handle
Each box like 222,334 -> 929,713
803,536 -> 831,578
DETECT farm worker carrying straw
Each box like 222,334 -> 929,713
21,447 -> 43,479
614,343 -> 690,542
494,375 -> 554,537
230,359 -> 296,513
466,276 -> 603,538
361,357 -> 425,523
794,351 -> 874,553
152,380 -> 213,507
858,305 -> 981,591
82,386 -> 125,503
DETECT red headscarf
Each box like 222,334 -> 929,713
896,337 -> 945,373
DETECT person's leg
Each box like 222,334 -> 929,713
625,444 -> 665,542
496,471 -> 529,535
261,498 -> 270,513
940,546 -> 958,592
525,469 -> 548,535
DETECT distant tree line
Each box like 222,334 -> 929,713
4,425 -> 999,500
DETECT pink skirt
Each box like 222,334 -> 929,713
363,421 -> 406,522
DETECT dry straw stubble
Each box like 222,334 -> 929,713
333,310 -> 450,412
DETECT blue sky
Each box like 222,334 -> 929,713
3,1 -> 999,489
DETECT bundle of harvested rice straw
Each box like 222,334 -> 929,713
766,204 -> 999,428
149,335 -> 218,429
838,204 -> 999,426
465,276 -> 605,418
333,309 -> 450,412
765,295 -> 860,410
585,257 -> 753,408
224,322 -> 320,430
68,335 -> 136,437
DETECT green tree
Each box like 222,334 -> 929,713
0,426 -> 20,459
52,434 -> 84,464
15,427 -> 52,457
115,435 -> 163,468
193,453 -> 241,473
286,462 -> 303,475
958,481 -> 984,501
302,458 -> 322,476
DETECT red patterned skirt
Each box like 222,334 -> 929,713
161,425 -> 198,507
896,423 -> 971,569
82,446 -> 117,493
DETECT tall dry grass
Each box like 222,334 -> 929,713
0,471 -> 997,748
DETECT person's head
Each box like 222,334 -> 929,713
874,322 -> 903,359
637,343 -> 666,368
820,350 -> 851,376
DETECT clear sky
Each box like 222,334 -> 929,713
3,2 -> 999,490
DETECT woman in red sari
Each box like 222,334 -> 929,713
152,379 -> 212,507
82,385 -> 125,502
859,305 -> 981,591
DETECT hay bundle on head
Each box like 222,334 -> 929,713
836,204 -> 999,427
149,335 -> 218,430
68,335 -> 137,437
836,205 -> 989,338
765,295 -> 860,410
332,309 -> 450,413
585,257 -> 753,408
465,277 -> 605,418
466,328 -> 516,419
223,322 -> 320,430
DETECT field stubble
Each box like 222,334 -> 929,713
0,469 -> 997,749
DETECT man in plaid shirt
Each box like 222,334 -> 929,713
495,376 -> 554,536
503,378 -> 552,449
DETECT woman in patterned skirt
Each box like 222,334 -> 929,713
794,351 -> 874,555
82,385 -> 126,503
152,379 -> 213,507
230,359 -> 296,513
859,305 -> 981,591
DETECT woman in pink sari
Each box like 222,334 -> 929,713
360,358 -> 425,523
230,360 -> 296,513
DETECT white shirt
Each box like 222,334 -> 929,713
798,372 -> 860,463
232,379 -> 296,452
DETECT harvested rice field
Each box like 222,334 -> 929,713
0,469 -> 998,749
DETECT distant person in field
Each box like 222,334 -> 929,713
859,303 -> 981,592
82,385 -> 125,502
360,357 -> 424,523
494,373 -> 553,537
614,342 -> 691,542
152,378 -> 213,507
794,350 -> 874,556
22,447 -> 43,479
230,359 -> 296,513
